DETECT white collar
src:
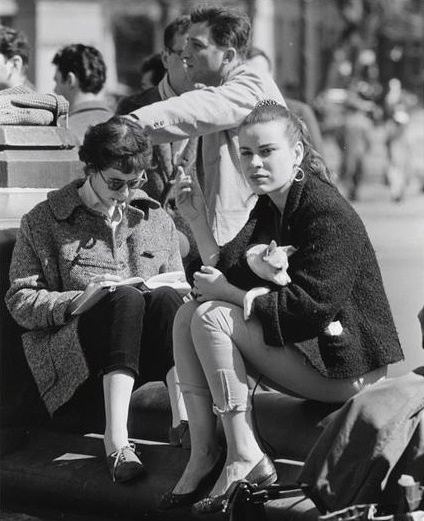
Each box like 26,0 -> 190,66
158,74 -> 178,100
78,177 -> 125,225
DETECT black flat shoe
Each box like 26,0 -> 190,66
191,454 -> 277,516
106,443 -> 145,483
158,450 -> 225,510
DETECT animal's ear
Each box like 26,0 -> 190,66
283,245 -> 297,257
264,240 -> 277,258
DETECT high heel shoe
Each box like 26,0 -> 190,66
191,454 -> 277,516
158,450 -> 225,510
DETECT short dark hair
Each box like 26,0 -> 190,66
79,116 -> 152,174
163,15 -> 191,51
139,53 -> 166,86
0,25 -> 30,66
190,7 -> 251,59
52,44 -> 106,94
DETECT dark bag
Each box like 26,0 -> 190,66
298,368 -> 424,514
223,482 -> 306,521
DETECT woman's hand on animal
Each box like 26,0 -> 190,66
192,265 -> 231,302
175,166 -> 206,223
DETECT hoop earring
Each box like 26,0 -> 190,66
293,165 -> 305,182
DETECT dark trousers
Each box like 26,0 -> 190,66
78,285 -> 183,385
53,285 -> 182,429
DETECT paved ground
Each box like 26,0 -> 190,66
324,107 -> 424,376
353,187 -> 424,376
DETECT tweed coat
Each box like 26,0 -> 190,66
5,179 -> 183,414
206,172 -> 404,379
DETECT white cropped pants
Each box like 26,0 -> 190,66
173,300 -> 387,414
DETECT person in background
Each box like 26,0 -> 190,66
139,53 -> 166,92
117,16 -> 192,121
116,15 -> 194,203
337,94 -> 373,201
117,16 -> 197,274
52,44 -> 113,143
5,117 -> 187,484
246,46 -> 325,156
118,17 -> 196,447
159,101 -> 403,514
0,24 -> 33,92
382,77 -> 417,203
126,6 -> 285,246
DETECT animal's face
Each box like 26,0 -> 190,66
246,240 -> 297,286
262,241 -> 291,285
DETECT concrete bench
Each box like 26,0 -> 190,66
0,227 -> 337,519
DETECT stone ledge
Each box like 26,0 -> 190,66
0,188 -> 52,229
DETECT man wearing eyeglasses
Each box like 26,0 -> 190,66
127,6 -> 285,246
117,15 -> 198,277
117,15 -> 196,206
117,16 -> 193,117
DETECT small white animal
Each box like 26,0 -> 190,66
243,240 -> 343,337
243,240 -> 296,320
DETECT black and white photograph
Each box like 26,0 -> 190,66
1,1 -> 423,520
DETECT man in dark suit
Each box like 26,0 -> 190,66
116,15 -> 196,205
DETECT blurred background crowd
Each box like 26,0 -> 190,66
1,0 -> 423,201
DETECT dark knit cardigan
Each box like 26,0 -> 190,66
202,172 -> 404,379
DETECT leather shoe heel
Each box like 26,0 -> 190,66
159,450 -> 224,510
192,454 -> 277,516
245,453 -> 277,488
168,420 -> 191,449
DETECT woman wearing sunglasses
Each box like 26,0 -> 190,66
5,116 -> 188,483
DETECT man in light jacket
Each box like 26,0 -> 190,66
128,6 -> 285,245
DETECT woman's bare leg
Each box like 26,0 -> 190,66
171,301 -> 221,494
103,370 -> 134,454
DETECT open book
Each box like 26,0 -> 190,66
69,271 -> 191,317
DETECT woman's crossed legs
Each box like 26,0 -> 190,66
172,299 -> 387,497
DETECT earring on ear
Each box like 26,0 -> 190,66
293,164 -> 305,182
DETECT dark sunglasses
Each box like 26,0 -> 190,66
98,170 -> 148,191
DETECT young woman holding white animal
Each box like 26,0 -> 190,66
159,101 -> 404,515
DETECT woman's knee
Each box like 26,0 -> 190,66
147,286 -> 182,313
102,285 -> 146,313
173,300 -> 199,355
191,301 -> 235,345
